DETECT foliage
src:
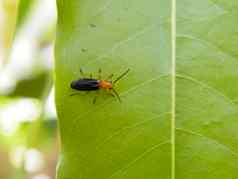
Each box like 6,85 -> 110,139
0,0 -> 57,179
56,0 -> 171,178
56,0 -> 238,179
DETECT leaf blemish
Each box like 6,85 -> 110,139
89,23 -> 96,28
81,48 -> 87,52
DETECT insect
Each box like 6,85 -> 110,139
70,68 -> 130,103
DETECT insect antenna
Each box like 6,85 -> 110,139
98,68 -> 102,79
111,88 -> 121,102
107,74 -> 114,81
113,69 -> 130,84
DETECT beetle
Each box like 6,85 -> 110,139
70,68 -> 130,103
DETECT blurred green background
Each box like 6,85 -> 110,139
0,0 -> 58,179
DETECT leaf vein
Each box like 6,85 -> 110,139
94,112 -> 171,152
106,140 -> 170,179
176,74 -> 238,109
176,127 -> 238,159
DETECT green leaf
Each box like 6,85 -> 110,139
16,0 -> 37,30
176,0 -> 238,178
55,0 -> 238,179
9,72 -> 52,98
55,0 -> 171,179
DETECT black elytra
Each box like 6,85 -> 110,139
71,78 -> 99,91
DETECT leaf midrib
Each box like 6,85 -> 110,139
171,0 -> 176,178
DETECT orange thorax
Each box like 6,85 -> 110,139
98,80 -> 113,89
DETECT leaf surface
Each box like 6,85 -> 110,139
56,0 -> 238,179
176,0 -> 238,178
56,0 -> 171,179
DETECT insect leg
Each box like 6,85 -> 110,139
70,93 -> 81,96
107,74 -> 114,81
93,90 -> 100,104
80,68 -> 85,77
98,68 -> 102,80
111,88 -> 121,102
70,91 -> 90,96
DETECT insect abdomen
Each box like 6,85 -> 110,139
70,79 -> 99,91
